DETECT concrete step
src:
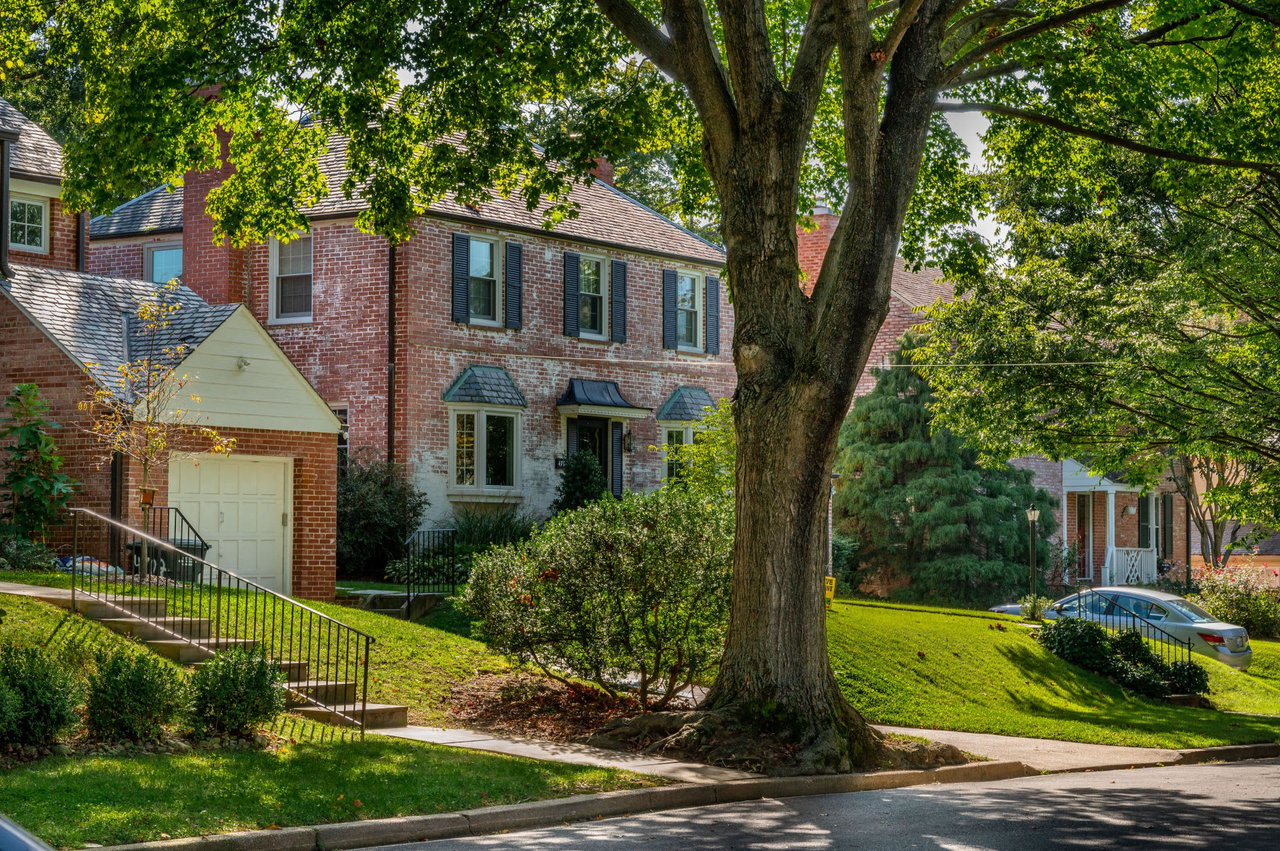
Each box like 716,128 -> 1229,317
99,616 -> 212,641
285,679 -> 357,706
292,702 -> 409,729
145,637 -> 256,663
371,608 -> 406,618
74,596 -> 168,620
193,657 -> 309,680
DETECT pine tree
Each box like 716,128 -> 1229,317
834,338 -> 1055,607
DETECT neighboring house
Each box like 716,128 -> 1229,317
797,208 -> 1196,589
88,128 -> 737,525
0,101 -> 341,600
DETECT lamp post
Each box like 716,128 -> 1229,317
1026,506 -> 1041,600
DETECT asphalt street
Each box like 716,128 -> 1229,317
378,759 -> 1280,850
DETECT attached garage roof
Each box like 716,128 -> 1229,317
656,386 -> 715,422
442,365 -> 527,407
0,265 -> 235,394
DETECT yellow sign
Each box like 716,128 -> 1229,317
824,576 -> 836,610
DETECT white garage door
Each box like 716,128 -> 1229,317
168,455 -> 291,593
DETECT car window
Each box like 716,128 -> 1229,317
1081,593 -> 1110,616
1109,594 -> 1143,616
1164,598 -> 1217,624
1145,603 -> 1169,621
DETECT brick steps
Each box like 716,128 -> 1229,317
292,703 -> 409,729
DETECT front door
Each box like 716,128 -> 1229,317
575,416 -> 610,477
1075,493 -> 1093,581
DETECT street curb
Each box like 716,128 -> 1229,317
103,760 -> 1034,850
1177,742 -> 1280,765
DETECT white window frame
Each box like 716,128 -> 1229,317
145,241 -> 184,284
577,254 -> 609,341
675,270 -> 704,352
468,237 -> 504,327
9,195 -> 48,254
658,421 -> 702,480
269,235 -> 314,324
447,404 -> 522,497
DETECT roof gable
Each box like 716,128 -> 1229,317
442,365 -> 527,408
656,386 -> 715,422
0,99 -> 63,183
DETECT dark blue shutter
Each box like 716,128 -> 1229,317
610,260 -> 627,343
504,241 -> 523,330
1161,494 -> 1174,559
566,418 -> 579,456
563,252 -> 580,337
1138,497 -> 1151,549
451,233 -> 470,323
610,421 -> 624,497
705,275 -> 720,355
662,269 -> 677,350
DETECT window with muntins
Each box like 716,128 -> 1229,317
146,244 -> 183,283
10,197 -> 46,252
664,427 -> 689,479
469,239 -> 500,322
273,236 -> 313,320
453,408 -> 518,489
579,257 -> 607,337
676,272 -> 701,348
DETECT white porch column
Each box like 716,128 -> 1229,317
1105,490 -> 1116,583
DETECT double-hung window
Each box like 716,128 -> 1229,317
663,426 -> 693,480
452,408 -> 519,490
9,197 -> 47,253
146,243 -> 183,283
676,272 -> 702,349
469,238 -> 500,323
272,236 -> 313,322
578,256 -> 607,338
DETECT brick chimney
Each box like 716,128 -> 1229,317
796,206 -> 839,296
181,130 -> 248,305
589,157 -> 615,186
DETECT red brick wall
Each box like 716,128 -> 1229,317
182,153 -> 249,305
85,236 -> 154,280
10,197 -> 81,273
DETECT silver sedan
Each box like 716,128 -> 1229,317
991,586 -> 1252,670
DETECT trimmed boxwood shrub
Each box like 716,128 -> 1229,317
0,645 -> 80,746
85,649 -> 186,742
1037,617 -> 1209,697
189,646 -> 286,736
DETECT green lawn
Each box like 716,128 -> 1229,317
0,572 -> 505,725
0,736 -> 655,848
828,599 -> 1280,748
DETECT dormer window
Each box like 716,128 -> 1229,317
10,197 -> 46,253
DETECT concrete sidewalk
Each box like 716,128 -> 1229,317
873,725 -> 1183,772
373,726 -> 755,783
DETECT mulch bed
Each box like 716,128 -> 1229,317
447,673 -> 653,742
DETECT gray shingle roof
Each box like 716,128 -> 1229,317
656,386 -> 715,422
441,365 -> 527,407
90,184 -> 184,238
556,379 -> 645,411
0,264 -> 236,395
0,98 -> 63,182
91,132 -> 725,267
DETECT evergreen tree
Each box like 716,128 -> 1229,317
550,450 -> 609,514
834,338 -> 1055,607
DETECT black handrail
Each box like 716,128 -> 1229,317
1088,590 -> 1195,670
402,529 -> 461,614
69,507 -> 374,733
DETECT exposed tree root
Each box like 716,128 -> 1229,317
586,707 -> 966,776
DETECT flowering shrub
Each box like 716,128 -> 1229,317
1190,565 -> 1280,639
461,485 -> 732,709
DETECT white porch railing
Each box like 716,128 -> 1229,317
1103,547 -> 1158,586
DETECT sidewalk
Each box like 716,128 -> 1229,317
873,725 -> 1181,772
373,726 -> 755,783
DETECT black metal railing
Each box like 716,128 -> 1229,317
1078,589 -> 1195,671
402,529 -> 462,604
69,507 -> 374,733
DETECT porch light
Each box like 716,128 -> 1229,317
1025,506 -> 1041,523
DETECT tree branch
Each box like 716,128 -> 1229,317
947,0 -> 1133,76
789,0 -> 838,100
661,0 -> 740,163
935,102 -> 1280,174
592,0 -> 680,77
880,0 -> 930,59
944,59 -> 1025,88
1217,0 -> 1280,27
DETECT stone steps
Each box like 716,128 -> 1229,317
291,702 -> 409,729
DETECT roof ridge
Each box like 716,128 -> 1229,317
593,178 -> 724,258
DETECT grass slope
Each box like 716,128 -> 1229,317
0,737 -> 654,847
828,600 -> 1280,748
0,572 -> 505,725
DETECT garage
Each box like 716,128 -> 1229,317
169,454 -> 293,593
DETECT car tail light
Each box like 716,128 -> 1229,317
1198,633 -> 1225,645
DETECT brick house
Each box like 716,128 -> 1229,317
797,208 -> 1195,588
0,100 -> 341,600
88,131 -> 736,527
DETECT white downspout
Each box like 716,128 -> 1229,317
1105,489 -> 1117,585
